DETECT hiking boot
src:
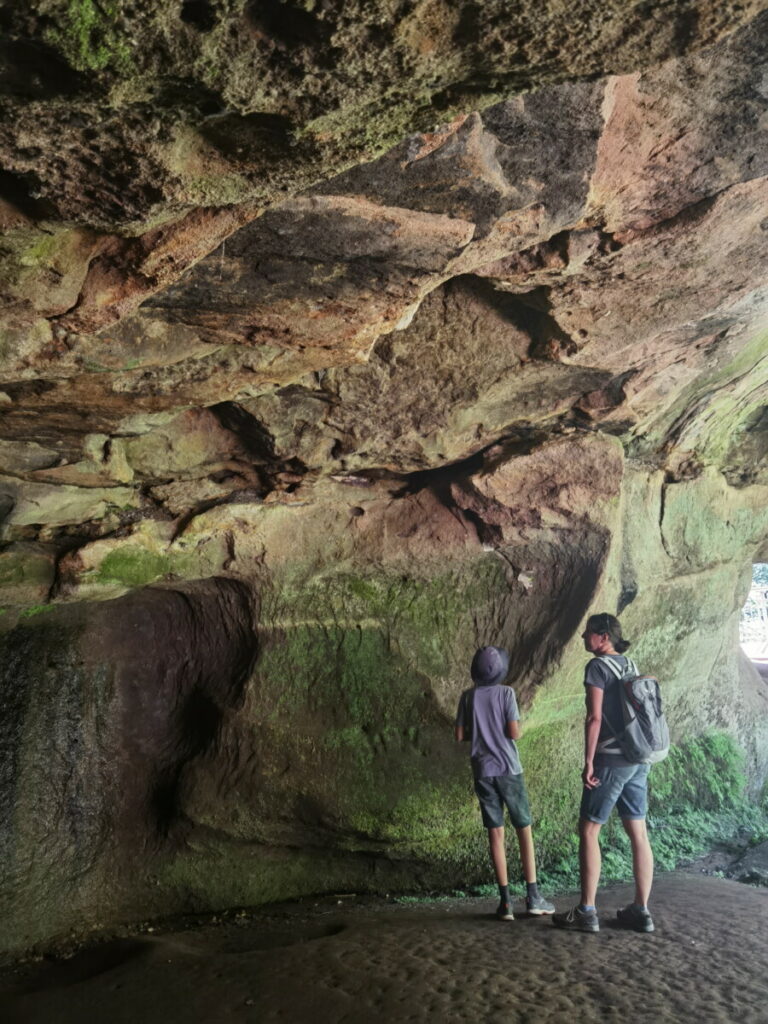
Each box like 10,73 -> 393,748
496,900 -> 514,921
552,905 -> 599,933
526,894 -> 556,916
617,903 -> 654,933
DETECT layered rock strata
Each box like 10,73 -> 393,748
1,4 -> 768,955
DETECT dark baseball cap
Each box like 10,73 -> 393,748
471,646 -> 509,686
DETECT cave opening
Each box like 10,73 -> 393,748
740,564 -> 768,672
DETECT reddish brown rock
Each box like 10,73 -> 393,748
2,4 -> 768,963
0,0 -> 758,229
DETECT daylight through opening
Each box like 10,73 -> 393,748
740,564 -> 768,662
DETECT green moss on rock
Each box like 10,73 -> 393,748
46,0 -> 133,73
96,547 -> 175,587
19,604 -> 56,619
651,731 -> 746,813
94,544 -> 214,588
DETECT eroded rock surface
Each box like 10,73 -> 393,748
1,3 -> 768,957
1,0 -> 760,227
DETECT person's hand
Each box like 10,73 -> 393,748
582,764 -> 601,789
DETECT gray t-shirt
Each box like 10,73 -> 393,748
455,683 -> 523,779
585,655 -> 633,767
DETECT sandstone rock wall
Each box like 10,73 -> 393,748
1,4 -> 768,955
2,435 -> 767,954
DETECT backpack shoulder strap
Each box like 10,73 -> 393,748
597,655 -> 624,679
596,657 -> 629,746
598,655 -> 640,678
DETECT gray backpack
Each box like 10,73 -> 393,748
598,656 -> 670,764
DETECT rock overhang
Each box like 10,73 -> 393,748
2,0 -> 768,957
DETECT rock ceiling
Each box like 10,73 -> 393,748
1,1 -> 768,607
5,0 -> 768,959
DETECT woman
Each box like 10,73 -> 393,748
552,612 -> 655,934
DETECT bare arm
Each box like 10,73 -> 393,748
455,691 -> 469,741
506,720 -> 521,740
583,684 -> 604,789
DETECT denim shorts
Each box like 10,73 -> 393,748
474,773 -> 532,829
580,763 -> 650,824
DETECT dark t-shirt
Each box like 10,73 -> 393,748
584,655 -> 633,768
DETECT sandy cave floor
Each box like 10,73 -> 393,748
1,873 -> 767,1024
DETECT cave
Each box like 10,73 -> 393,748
1,0 -> 768,1018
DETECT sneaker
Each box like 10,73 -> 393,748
617,903 -> 654,933
496,900 -> 514,921
552,905 -> 600,933
526,894 -> 556,916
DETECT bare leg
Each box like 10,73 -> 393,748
488,826 -> 508,885
515,825 -> 536,883
579,819 -> 603,907
622,818 -> 654,906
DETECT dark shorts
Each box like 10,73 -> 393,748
474,773 -> 532,830
580,763 -> 650,825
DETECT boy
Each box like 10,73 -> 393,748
455,645 -> 554,920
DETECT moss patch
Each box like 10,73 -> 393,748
96,548 -> 175,587
251,612 -> 469,850
651,731 -> 746,813
94,545 -> 212,588
19,604 -> 55,619
517,719 -> 583,877
45,0 -> 133,74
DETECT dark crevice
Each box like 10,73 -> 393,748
0,169 -> 59,221
114,489 -> 176,532
658,479 -> 673,558
244,0 -> 334,53
208,400 -> 309,496
208,468 -> 245,485
430,70 -> 536,113
180,0 -> 217,32
0,492 -> 14,526
0,37 -> 87,99
637,191 -> 721,238
46,535 -> 91,602
671,6 -> 699,57
0,380 -> 57,403
617,579 -> 638,615
456,273 -> 578,360
400,447 -> 486,497
511,287 -> 579,360
144,580 -> 258,840
595,229 -> 624,255
150,78 -> 226,116
210,401 -> 277,462
453,2 -> 482,45
399,424 -> 556,497
462,507 -> 503,546
200,111 -> 295,163
223,529 -> 236,570
333,419 -> 592,503
151,687 -> 222,836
